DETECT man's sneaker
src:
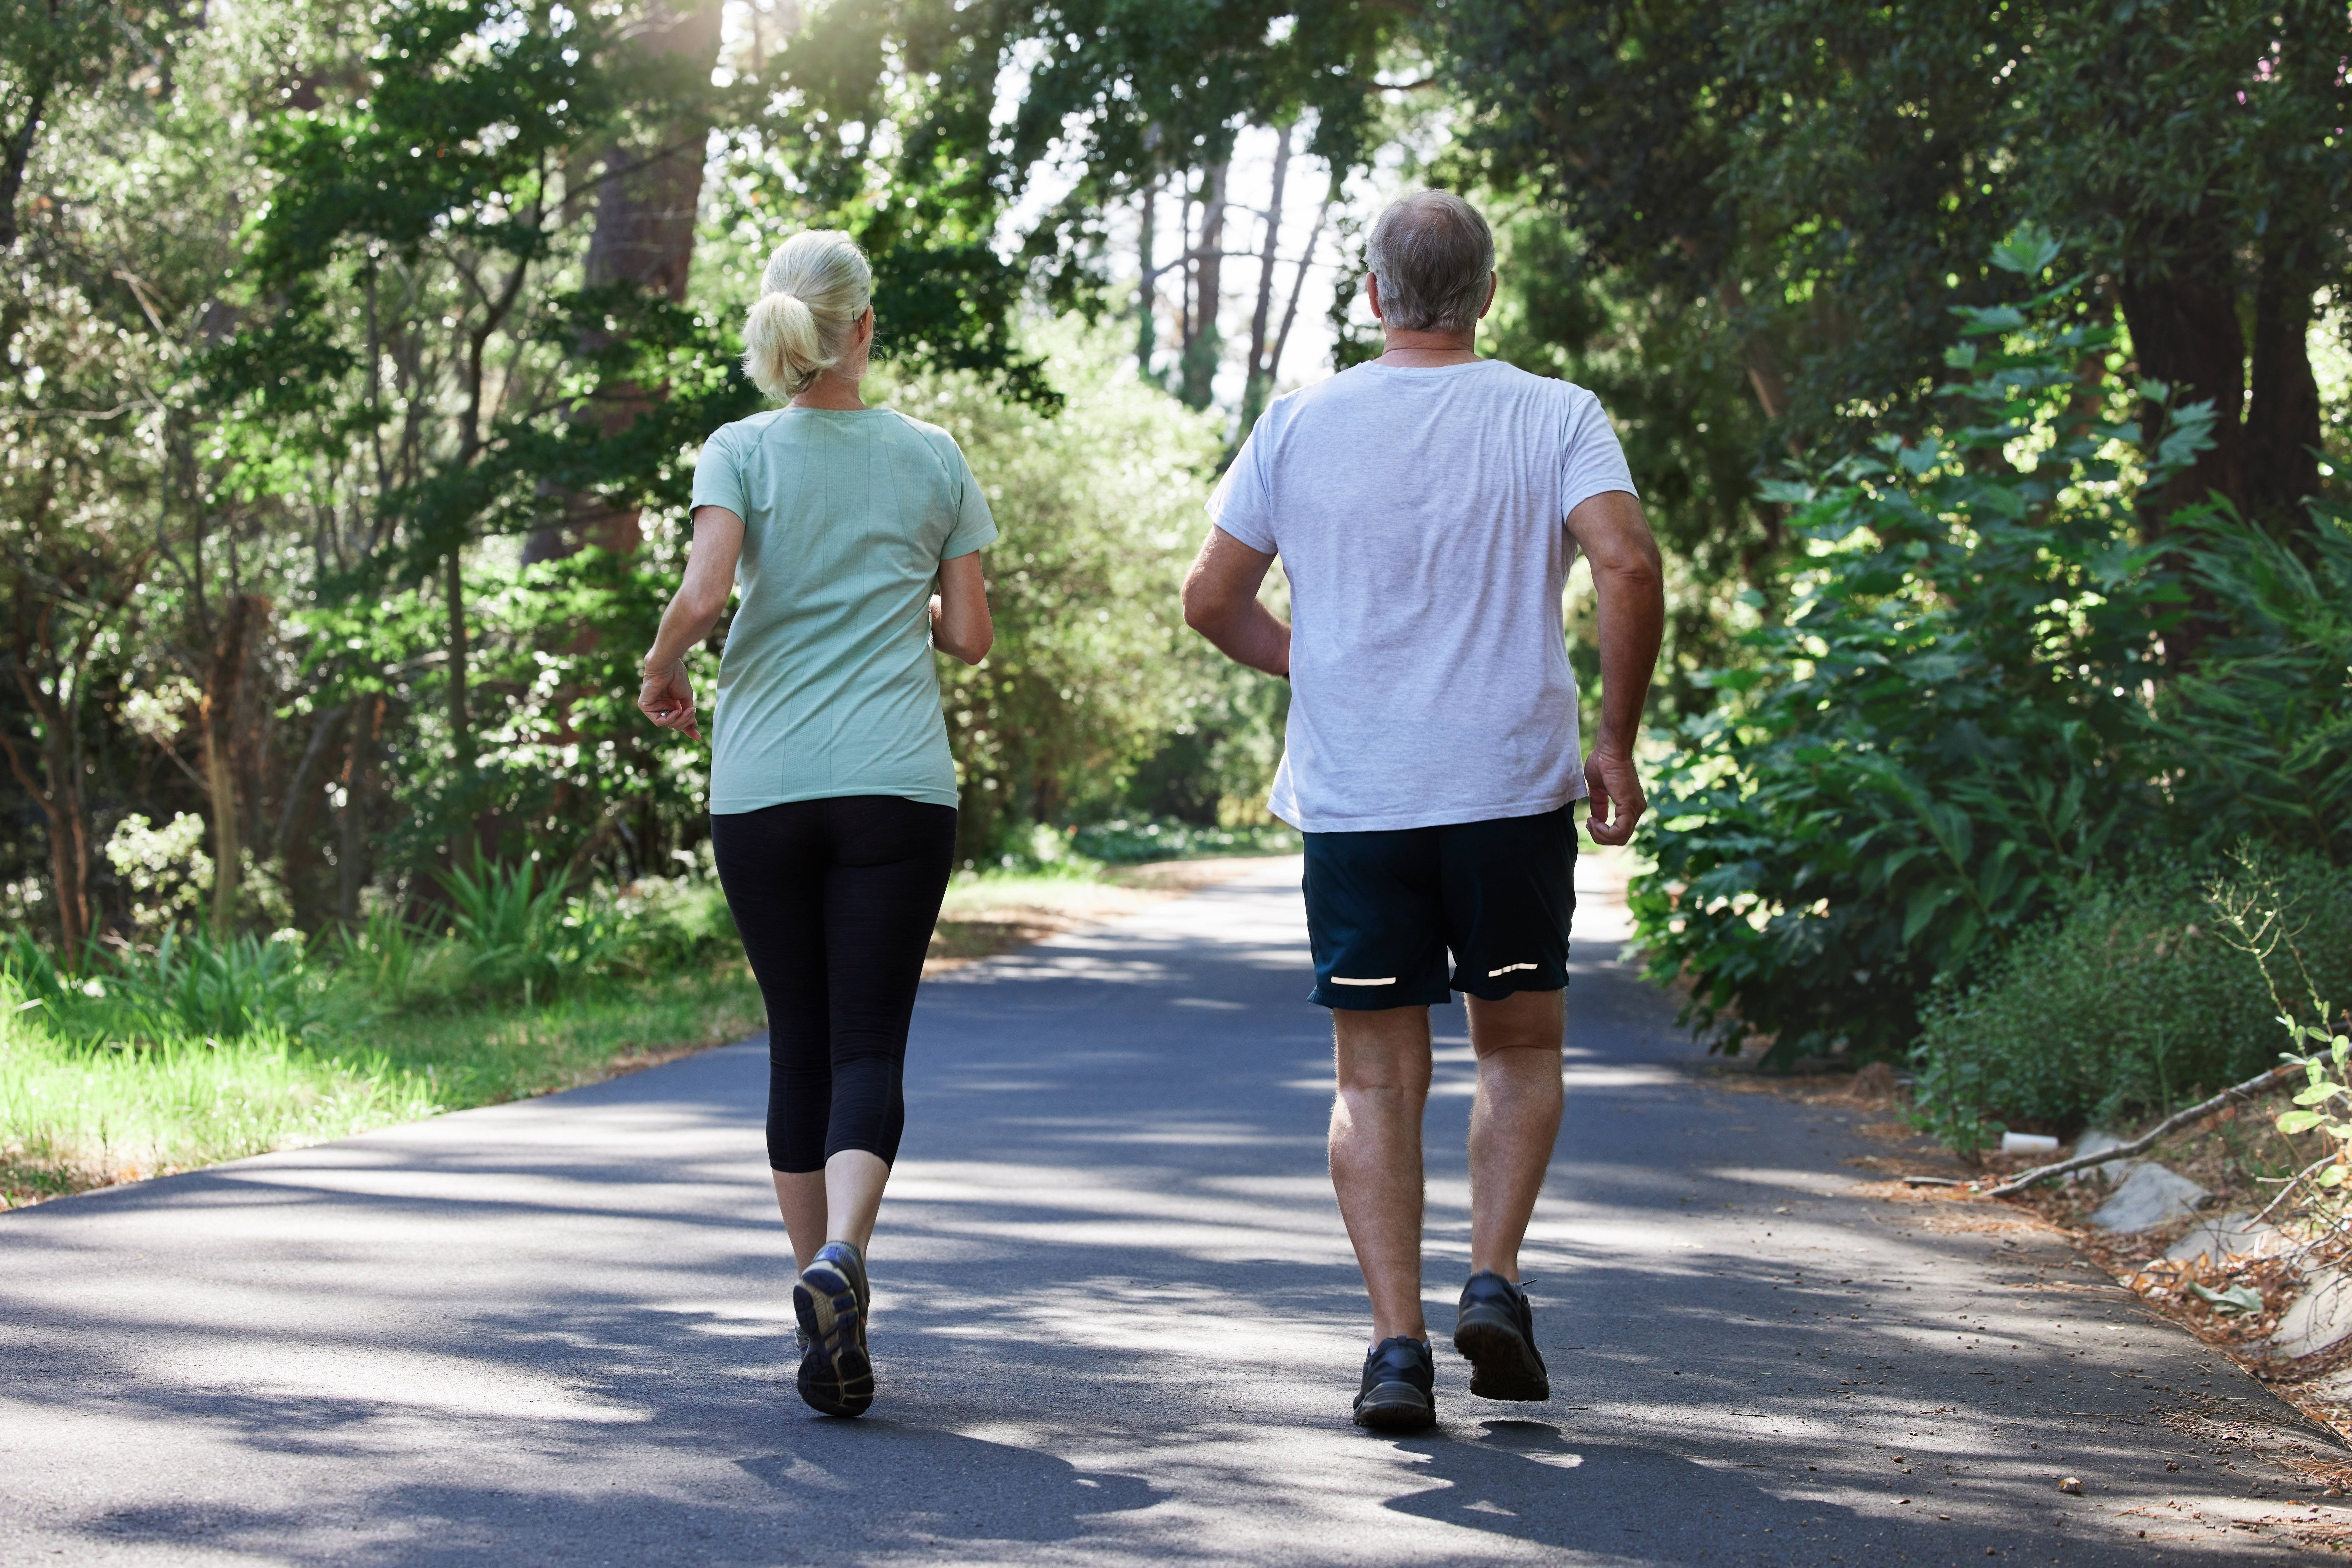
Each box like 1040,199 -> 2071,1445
1352,1335 -> 1437,1430
794,1241 -> 874,1417
1453,1271 -> 1551,1401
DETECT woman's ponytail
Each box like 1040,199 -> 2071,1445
744,290 -> 826,400
742,231 -> 873,402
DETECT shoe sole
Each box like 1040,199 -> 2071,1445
794,1261 -> 873,1418
1353,1382 -> 1437,1431
1454,1310 -> 1551,1402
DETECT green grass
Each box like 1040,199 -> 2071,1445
0,852 -> 1278,1208
0,969 -> 765,1208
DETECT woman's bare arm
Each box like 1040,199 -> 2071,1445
637,505 -> 745,743
931,551 -> 992,665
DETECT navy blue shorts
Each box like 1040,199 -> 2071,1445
1301,804 -> 1577,1010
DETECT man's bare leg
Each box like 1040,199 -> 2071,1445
1464,988 -> 1565,1283
1330,1005 -> 1434,1343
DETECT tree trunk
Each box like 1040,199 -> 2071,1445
1241,122 -> 1293,425
202,595 -> 259,937
2115,268 -> 2247,526
339,694 -> 383,924
444,550 -> 470,876
0,704 -> 90,959
1714,277 -> 1790,425
2245,244 -> 2323,525
1179,160 -> 1229,410
1136,179 -> 1159,375
0,79 -> 49,253
525,0 -> 725,565
1268,173 -> 1336,400
272,704 -> 348,861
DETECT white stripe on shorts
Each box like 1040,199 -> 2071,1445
1488,962 -> 1539,977
1329,976 -> 1395,987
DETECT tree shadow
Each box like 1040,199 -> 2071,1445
1387,1419 -> 1882,1557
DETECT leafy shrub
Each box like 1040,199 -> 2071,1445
438,855 -> 625,1001
1911,850 -> 2352,1153
1629,236 -> 2352,1070
330,906 -> 446,1009
1629,234 -> 2191,1064
5,928 -> 326,1046
2158,511 -> 2352,864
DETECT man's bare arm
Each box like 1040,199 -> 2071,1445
1563,490 -> 1664,846
1181,526 -> 1291,678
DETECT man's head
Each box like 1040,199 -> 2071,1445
1365,192 -> 1495,338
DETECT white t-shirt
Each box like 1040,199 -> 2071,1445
1206,358 -> 1638,834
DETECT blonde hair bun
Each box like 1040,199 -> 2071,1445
743,231 -> 873,401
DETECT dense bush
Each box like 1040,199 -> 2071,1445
1630,237 -> 2182,1063
2159,513 -> 2352,865
1912,851 -> 2352,1153
1629,237 -> 2352,1070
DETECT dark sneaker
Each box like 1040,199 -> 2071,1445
1352,1335 -> 1438,1430
1454,1271 -> 1550,1401
794,1241 -> 874,1417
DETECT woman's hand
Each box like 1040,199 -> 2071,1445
638,660 -> 702,743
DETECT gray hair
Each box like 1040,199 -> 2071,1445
1365,192 -> 1495,336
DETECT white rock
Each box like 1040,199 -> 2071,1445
2274,1268 -> 2352,1360
2165,1211 -> 2289,1265
2088,1162 -> 2211,1233
2067,1129 -> 2133,1183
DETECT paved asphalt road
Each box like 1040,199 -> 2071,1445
5,856 -> 2349,1565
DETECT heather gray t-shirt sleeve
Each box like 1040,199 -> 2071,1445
690,423 -> 749,517
936,433 -> 999,559
1206,421 -> 1278,552
1561,390 -> 1637,517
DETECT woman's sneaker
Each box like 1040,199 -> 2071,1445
793,1241 -> 874,1417
1453,1271 -> 1550,1400
1352,1335 -> 1437,1430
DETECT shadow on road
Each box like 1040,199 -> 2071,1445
1389,1418 -> 1871,1555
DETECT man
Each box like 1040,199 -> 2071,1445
1181,190 -> 1665,1430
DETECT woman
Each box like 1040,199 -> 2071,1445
637,229 -> 994,1419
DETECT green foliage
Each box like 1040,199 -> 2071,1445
2157,513 -> 2352,864
437,854 -> 614,1000
1911,851 -> 2352,1153
1631,252 -> 2189,1063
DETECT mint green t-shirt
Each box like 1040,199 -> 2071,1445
690,407 -> 997,815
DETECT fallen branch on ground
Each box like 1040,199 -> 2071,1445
1985,1062 -> 2303,1197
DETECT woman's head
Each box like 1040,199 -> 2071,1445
742,231 -> 873,401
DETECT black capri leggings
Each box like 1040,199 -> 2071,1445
709,795 -> 958,1174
